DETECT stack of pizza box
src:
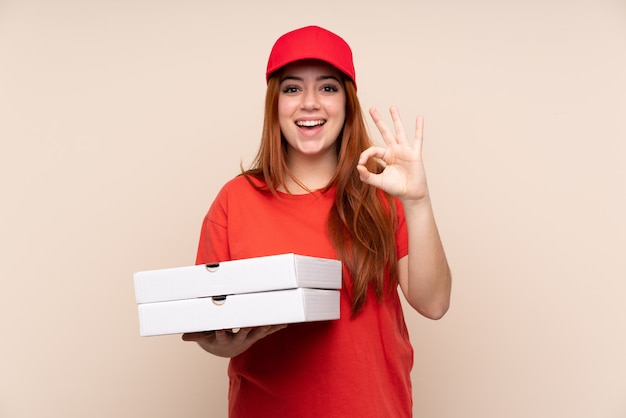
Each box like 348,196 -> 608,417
133,253 -> 342,336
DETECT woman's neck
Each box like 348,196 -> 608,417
280,150 -> 337,194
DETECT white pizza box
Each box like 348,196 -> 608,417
138,288 -> 340,336
134,253 -> 342,304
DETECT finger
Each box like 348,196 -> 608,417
265,324 -> 288,336
248,324 -> 286,342
356,164 -> 373,182
369,107 -> 397,146
357,165 -> 385,189
414,115 -> 424,152
247,325 -> 273,340
257,324 -> 288,341
358,166 -> 385,184
358,146 -> 387,165
182,331 -> 211,342
213,329 -> 232,344
389,106 -> 409,145
231,327 -> 252,342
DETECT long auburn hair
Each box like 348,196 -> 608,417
243,71 -> 399,316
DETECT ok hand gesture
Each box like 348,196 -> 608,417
357,106 -> 430,202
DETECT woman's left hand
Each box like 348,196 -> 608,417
357,106 -> 429,202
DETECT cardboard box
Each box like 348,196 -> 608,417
133,253 -> 342,336
137,288 -> 340,336
134,253 -> 341,304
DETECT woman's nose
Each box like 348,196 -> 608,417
300,89 -> 320,110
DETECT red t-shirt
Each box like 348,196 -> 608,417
196,175 -> 413,418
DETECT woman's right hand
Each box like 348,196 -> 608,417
182,325 -> 288,358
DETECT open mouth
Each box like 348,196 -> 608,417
296,120 -> 326,128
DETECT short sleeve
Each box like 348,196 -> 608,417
195,185 -> 232,265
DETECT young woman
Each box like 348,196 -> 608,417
183,25 -> 451,417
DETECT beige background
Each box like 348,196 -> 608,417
1,0 -> 625,417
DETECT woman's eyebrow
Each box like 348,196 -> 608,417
280,75 -> 341,83
280,75 -> 303,83
317,75 -> 341,83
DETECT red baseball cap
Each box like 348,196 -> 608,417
266,25 -> 357,89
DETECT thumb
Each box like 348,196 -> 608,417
356,164 -> 372,182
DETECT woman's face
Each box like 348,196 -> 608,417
278,60 -> 346,161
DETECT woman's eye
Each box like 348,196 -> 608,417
321,84 -> 339,92
282,86 -> 300,94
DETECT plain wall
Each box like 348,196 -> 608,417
1,0 -> 625,417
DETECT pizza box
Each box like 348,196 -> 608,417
137,288 -> 340,336
134,253 -> 342,304
133,253 -> 342,336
